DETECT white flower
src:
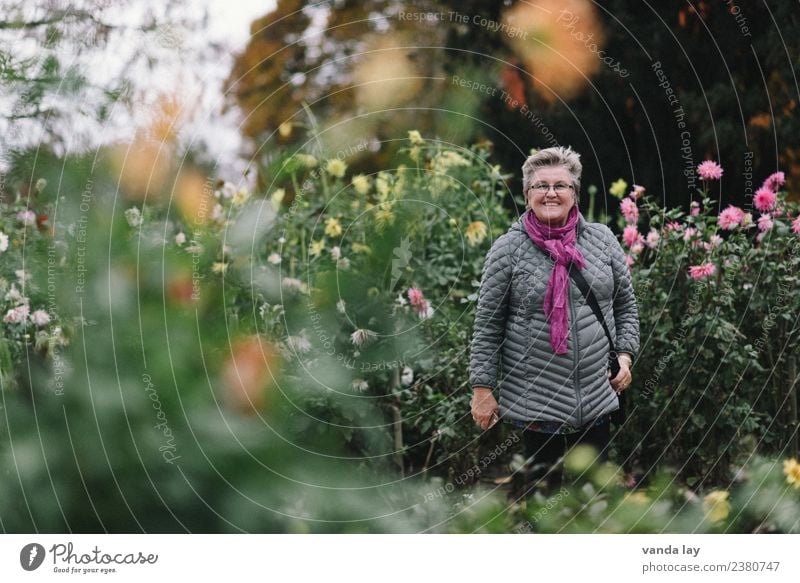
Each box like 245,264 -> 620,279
124,207 -> 143,227
330,246 -> 341,260
630,242 -> 644,255
401,366 -> 414,386
419,304 -> 434,320
15,269 -> 30,282
220,182 -> 236,199
35,178 -> 47,192
336,299 -> 346,314
337,257 -> 350,270
282,277 -> 306,293
185,243 -> 204,255
211,203 -> 223,221
4,304 -> 30,324
352,378 -> 369,392
232,187 -> 251,206
286,334 -> 312,353
278,236 -> 286,245
268,253 -> 281,264
0,231 -> 9,253
175,232 -> 186,246
29,309 -> 51,327
350,328 -> 377,346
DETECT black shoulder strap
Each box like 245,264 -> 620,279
567,262 -> 616,355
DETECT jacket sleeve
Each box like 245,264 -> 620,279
469,234 -> 513,391
606,227 -> 640,360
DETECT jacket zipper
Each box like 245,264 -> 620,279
568,278 -> 582,427
571,220 -> 584,428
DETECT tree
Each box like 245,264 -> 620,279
227,0 -> 800,211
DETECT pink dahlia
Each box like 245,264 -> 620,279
3,304 -> 29,324
688,263 -> 716,280
16,210 -> 36,225
690,201 -> 700,216
620,197 -> 639,224
645,229 -> 660,248
407,287 -> 425,308
757,214 -> 773,232
630,184 -> 646,200
792,216 -> 800,234
664,221 -> 683,232
717,205 -> 744,230
697,160 -> 723,181
622,225 -> 642,247
753,187 -> 777,212
763,171 -> 785,192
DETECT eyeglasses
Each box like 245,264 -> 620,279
530,182 -> 574,195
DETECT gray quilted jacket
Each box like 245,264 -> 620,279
469,213 -> 640,427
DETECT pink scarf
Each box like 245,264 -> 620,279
522,205 -> 585,354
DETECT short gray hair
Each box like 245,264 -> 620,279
521,146 -> 583,201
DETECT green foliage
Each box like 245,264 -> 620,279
3,131 -> 800,532
617,187 -> 800,485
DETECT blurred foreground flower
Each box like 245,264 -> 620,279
502,0 -> 604,102
221,336 -> 280,414
702,490 -> 730,523
350,328 -> 377,347
352,35 -> 422,110
784,458 -> 800,489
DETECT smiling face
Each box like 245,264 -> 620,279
527,166 -> 576,227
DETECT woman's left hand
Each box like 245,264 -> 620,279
608,354 -> 633,394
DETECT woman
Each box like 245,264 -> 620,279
468,146 -> 639,493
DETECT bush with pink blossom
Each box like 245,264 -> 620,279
611,164 -> 800,485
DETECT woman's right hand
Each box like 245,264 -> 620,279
471,387 -> 499,430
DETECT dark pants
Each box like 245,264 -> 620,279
519,418 -> 610,495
